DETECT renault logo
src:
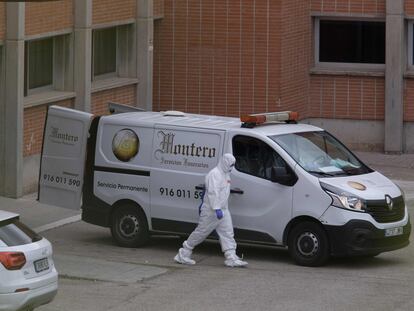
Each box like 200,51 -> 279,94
385,195 -> 394,211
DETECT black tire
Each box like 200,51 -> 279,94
110,203 -> 149,247
288,221 -> 330,267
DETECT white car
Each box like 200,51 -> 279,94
0,210 -> 58,311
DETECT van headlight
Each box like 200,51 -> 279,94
396,184 -> 405,202
320,182 -> 366,212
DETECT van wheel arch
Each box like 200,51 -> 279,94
286,218 -> 330,267
110,200 -> 149,247
283,216 -> 323,246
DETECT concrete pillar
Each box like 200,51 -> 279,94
137,0 -> 154,111
74,0 -> 92,112
0,42 -> 4,197
385,0 -> 404,153
0,3 -> 25,198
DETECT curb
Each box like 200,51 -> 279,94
34,214 -> 81,233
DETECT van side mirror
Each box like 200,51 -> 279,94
271,166 -> 298,187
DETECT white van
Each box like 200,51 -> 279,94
38,107 -> 411,266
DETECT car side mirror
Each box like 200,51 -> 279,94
271,166 -> 298,187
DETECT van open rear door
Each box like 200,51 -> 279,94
38,106 -> 93,210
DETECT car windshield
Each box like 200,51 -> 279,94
0,218 -> 42,247
269,131 -> 372,177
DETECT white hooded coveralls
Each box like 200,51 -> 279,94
185,153 -> 237,252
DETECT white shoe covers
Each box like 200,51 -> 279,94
224,251 -> 248,267
224,257 -> 248,267
174,248 -> 196,265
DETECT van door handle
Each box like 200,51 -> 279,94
196,185 -> 243,194
231,188 -> 244,195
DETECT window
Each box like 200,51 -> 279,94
0,45 -> 3,75
0,218 -> 42,247
408,22 -> 414,69
0,46 -> 3,99
92,24 -> 136,80
0,45 -> 3,81
24,34 -> 72,96
232,135 -> 288,181
26,38 -> 53,91
316,19 -> 385,65
270,131 -> 372,177
93,27 -> 117,77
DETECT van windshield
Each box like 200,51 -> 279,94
269,131 -> 372,177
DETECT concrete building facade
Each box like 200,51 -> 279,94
0,0 -> 163,197
0,0 -> 413,198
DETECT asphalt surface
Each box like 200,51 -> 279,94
0,151 -> 413,310
36,220 -> 414,311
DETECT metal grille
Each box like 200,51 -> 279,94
366,196 -> 405,223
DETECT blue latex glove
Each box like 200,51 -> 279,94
215,209 -> 223,220
198,191 -> 205,215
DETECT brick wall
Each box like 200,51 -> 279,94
92,0 -> 136,25
309,75 -> 385,120
406,0 -> 414,16
404,80 -> 414,122
308,0 -> 386,121
24,105 -> 47,157
23,100 -> 74,157
154,0 -> 164,18
153,0 -> 282,117
23,85 -> 136,157
25,0 -> 73,36
0,2 -> 5,40
311,0 -> 385,14
91,85 -> 136,115
280,0 -> 311,119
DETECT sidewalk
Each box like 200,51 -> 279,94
0,193 -> 80,233
355,151 -> 414,202
0,151 -> 413,233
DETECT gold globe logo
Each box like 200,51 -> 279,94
112,129 -> 139,162
347,181 -> 367,191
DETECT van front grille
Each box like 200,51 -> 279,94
366,196 -> 405,223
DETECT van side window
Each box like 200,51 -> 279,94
232,135 -> 288,181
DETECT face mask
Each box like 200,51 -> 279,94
227,163 -> 235,173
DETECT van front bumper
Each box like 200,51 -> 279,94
324,219 -> 411,257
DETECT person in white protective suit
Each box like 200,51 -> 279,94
174,153 -> 248,267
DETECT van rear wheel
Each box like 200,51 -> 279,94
288,221 -> 330,267
111,204 -> 149,247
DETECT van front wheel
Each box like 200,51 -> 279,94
111,204 -> 149,247
288,221 -> 330,267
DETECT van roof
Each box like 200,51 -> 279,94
103,111 -> 323,136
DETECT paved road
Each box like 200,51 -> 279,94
37,216 -> 413,311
